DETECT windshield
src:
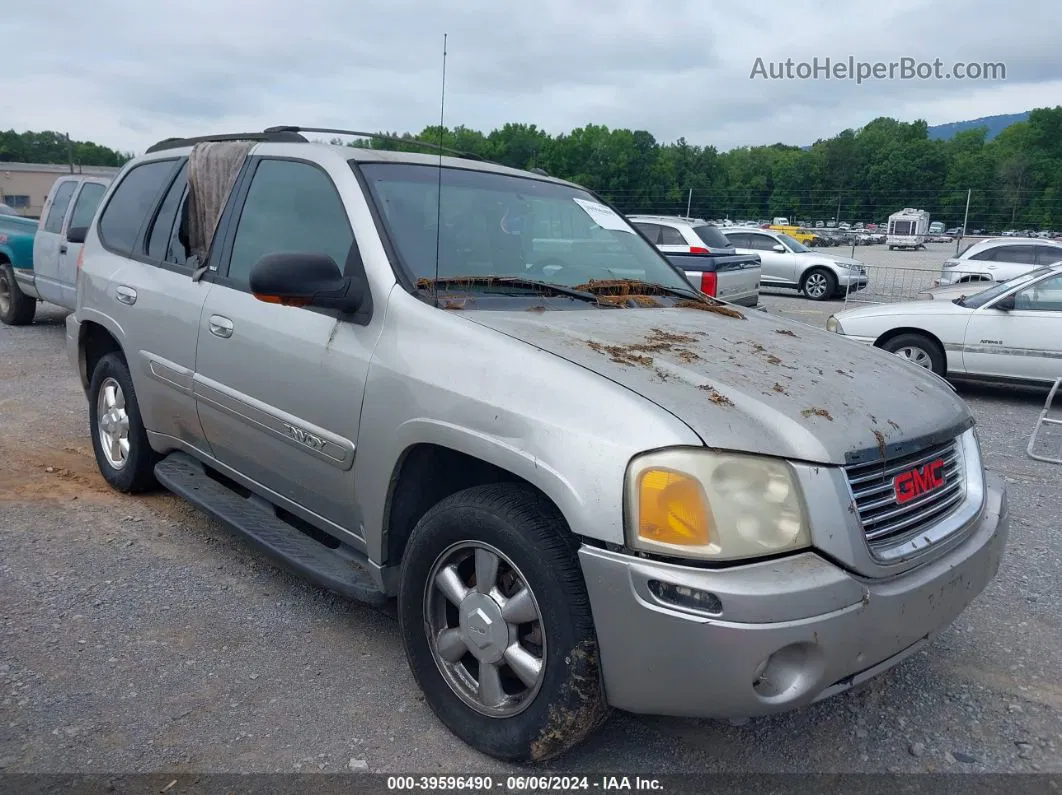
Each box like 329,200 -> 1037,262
778,233 -> 809,253
356,162 -> 693,294
693,224 -> 732,249
960,267 -> 1053,308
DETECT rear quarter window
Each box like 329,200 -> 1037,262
97,160 -> 179,256
692,224 -> 732,249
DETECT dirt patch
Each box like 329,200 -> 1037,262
801,407 -> 834,421
772,382 -> 789,395
529,640 -> 609,762
675,300 -> 745,319
836,369 -> 854,378
0,443 -> 122,504
775,329 -> 798,337
699,385 -> 734,406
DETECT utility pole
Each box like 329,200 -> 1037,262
957,188 -> 971,255
65,132 -> 74,174
685,188 -> 692,219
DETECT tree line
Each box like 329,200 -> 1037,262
7,105 -> 1062,231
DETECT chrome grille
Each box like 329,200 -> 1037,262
845,437 -> 966,550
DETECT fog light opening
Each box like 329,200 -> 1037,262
647,580 -> 723,615
751,642 -> 824,702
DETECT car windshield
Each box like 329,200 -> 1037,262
692,224 -> 732,249
779,233 -> 810,253
959,267 -> 1053,308
356,162 -> 693,295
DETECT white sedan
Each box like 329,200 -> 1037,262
827,264 -> 1062,385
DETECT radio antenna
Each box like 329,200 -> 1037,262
431,33 -> 448,307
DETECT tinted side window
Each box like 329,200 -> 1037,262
659,226 -> 687,245
1035,246 -> 1062,265
632,223 -> 661,244
993,245 -> 1035,264
746,234 -> 778,251
146,162 -> 189,265
226,159 -> 353,287
969,247 -> 997,261
693,224 -> 731,248
98,161 -> 177,256
723,233 -> 747,247
68,182 -> 107,231
43,180 -> 76,233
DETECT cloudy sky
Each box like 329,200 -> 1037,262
5,0 -> 1061,155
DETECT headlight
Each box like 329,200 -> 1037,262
625,448 -> 810,561
826,315 -> 843,333
833,261 -> 853,269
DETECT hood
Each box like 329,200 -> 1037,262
918,283 -> 992,301
836,299 -> 966,321
465,305 -> 972,466
820,252 -> 863,267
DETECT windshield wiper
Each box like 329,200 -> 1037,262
415,276 -> 599,302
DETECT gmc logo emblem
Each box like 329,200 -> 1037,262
894,459 -> 945,504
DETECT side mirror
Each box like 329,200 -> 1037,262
66,226 -> 88,244
993,294 -> 1015,311
249,252 -> 366,313
772,244 -> 786,253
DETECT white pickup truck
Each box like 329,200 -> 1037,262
2,174 -> 110,324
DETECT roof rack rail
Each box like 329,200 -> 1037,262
263,125 -> 486,161
145,129 -> 308,154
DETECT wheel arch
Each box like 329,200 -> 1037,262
77,318 -> 126,390
381,442 -> 584,569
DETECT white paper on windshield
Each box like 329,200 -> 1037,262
572,198 -> 632,232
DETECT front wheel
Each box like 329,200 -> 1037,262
0,262 -> 36,326
880,333 -> 946,377
801,267 -> 838,301
88,352 -> 159,492
398,483 -> 609,762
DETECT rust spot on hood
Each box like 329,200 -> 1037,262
586,341 -> 653,368
699,385 -> 734,406
802,407 -> 834,421
873,429 -> 888,459
674,300 -> 745,319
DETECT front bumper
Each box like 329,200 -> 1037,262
579,472 -> 1008,718
836,271 -> 868,289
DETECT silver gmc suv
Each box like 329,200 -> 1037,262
66,127 -> 1009,762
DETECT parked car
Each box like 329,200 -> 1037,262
937,237 -> 1062,286
828,264 -> 1062,384
0,173 -> 111,325
67,127 -> 1008,762
663,250 -> 761,307
721,226 -> 868,300
0,207 -> 39,324
627,214 -> 735,255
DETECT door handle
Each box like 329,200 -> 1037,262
114,286 -> 137,305
209,315 -> 234,338
59,244 -> 68,254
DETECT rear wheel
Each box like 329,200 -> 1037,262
880,333 -> 945,377
398,483 -> 608,762
801,267 -> 837,301
0,262 -> 36,326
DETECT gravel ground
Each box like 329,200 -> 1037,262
1,297 -> 1060,776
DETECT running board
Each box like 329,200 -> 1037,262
155,452 -> 387,605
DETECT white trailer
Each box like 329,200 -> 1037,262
887,208 -> 930,250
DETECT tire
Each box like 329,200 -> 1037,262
880,333 -> 946,377
88,352 -> 159,492
398,483 -> 609,763
801,267 -> 837,301
0,261 -> 36,326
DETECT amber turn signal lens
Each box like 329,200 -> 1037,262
637,468 -> 712,547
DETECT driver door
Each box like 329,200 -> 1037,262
192,156 -> 380,535
962,272 -> 1062,382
